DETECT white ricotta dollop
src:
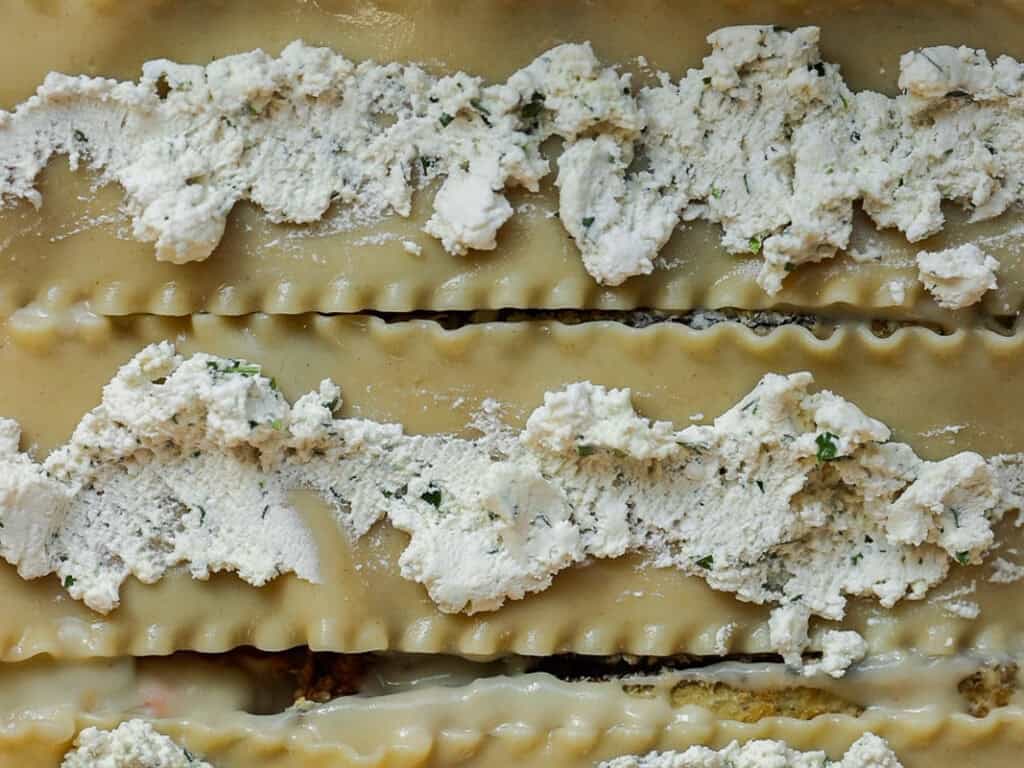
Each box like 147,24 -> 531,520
3,30 -> 1022,293
0,343 -> 321,613
0,345 -> 1016,671
916,244 -> 999,309
61,720 -> 211,768
598,733 -> 903,768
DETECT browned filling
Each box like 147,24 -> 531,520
958,662 -> 1020,717
189,649 -> 1019,721
666,680 -> 863,721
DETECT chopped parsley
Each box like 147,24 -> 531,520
582,216 -> 595,228
815,432 -> 839,462
756,480 -> 765,493
850,552 -> 863,565
576,444 -> 596,458
521,91 -> 545,119
207,359 -> 261,377
955,551 -> 971,566
748,234 -> 763,254
420,486 -> 442,509
710,187 -> 723,199
469,97 -> 489,115
439,112 -> 454,127
270,419 -> 284,431
951,507 -> 961,528
64,575 -> 75,588
694,554 -> 714,569
73,129 -> 88,143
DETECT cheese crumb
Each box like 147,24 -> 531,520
598,733 -> 903,768
916,244 -> 999,309
803,630 -> 868,678
61,720 -> 211,768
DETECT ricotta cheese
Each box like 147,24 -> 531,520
0,345 -> 1017,669
2,29 -> 1022,294
598,733 -> 902,768
916,243 -> 999,309
61,720 -> 211,768
0,40 -> 634,264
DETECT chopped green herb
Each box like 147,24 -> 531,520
756,480 -> 765,493
582,216 -> 595,228
439,112 -> 454,127
421,487 -> 443,509
207,359 -> 261,377
469,97 -> 489,115
850,552 -> 863,565
838,93 -> 848,109
955,551 -> 971,566
710,187 -> 723,199
64,575 -> 75,588
815,432 -> 839,462
521,91 -> 546,119
73,129 -> 88,143
198,506 -> 206,525
748,234 -> 763,254
576,444 -> 596,458
951,507 -> 961,528
695,554 -> 714,569
271,419 -> 284,431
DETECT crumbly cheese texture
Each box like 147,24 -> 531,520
0,40 -> 636,264
2,29 -> 1021,293
916,243 -> 999,309
599,734 -> 902,768
0,343 -> 321,613
61,720 -> 211,768
1,345 -> 1019,671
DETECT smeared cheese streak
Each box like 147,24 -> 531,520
1,344 -> 1019,671
2,28 -> 1023,293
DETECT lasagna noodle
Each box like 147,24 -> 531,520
0,656 -> 1021,768
2,0 -> 1024,319
1,315 -> 1023,661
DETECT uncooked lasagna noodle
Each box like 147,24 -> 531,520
2,0 -> 1024,320
0,653 -> 1021,768
2,314 -> 1023,662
